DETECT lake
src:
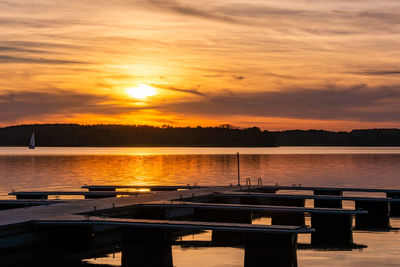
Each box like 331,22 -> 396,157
0,146 -> 399,266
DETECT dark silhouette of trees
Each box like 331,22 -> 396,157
0,124 -> 399,147
274,129 -> 400,146
0,124 -> 276,147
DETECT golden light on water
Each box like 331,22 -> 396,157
126,84 -> 157,99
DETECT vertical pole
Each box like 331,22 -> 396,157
237,152 -> 240,186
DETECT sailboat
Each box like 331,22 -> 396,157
29,132 -> 35,149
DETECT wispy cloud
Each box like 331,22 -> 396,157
0,46 -> 47,54
0,90 -> 138,122
144,0 -> 241,24
233,75 -> 245,80
158,84 -> 400,122
0,55 -> 87,65
359,70 -> 400,76
152,84 -> 206,96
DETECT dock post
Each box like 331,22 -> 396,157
314,190 -> 343,208
237,152 -> 240,186
355,201 -> 390,229
244,233 -> 298,267
311,213 -> 353,246
386,193 -> 400,216
121,228 -> 173,267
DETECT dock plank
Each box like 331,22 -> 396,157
217,192 -> 400,202
9,191 -> 148,196
0,187 -> 233,227
254,186 -> 400,194
82,185 -> 204,191
35,217 -> 314,234
137,202 -> 367,214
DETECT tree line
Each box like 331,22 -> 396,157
274,129 -> 400,146
0,124 -> 276,147
0,124 -> 399,147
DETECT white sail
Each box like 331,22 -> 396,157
29,132 -> 35,149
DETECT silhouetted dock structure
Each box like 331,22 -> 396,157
9,191 -> 148,199
1,184 -> 399,266
82,185 -> 204,191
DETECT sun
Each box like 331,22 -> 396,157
126,84 -> 157,99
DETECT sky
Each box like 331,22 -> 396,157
1,0 -> 400,130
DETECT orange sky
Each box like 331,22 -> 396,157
1,0 -> 400,130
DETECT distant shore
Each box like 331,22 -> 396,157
1,124 -> 400,147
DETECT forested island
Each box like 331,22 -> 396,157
0,124 -> 400,147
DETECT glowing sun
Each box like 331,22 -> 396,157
126,84 -> 157,99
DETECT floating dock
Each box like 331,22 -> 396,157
8,191 -> 148,199
1,184 -> 399,266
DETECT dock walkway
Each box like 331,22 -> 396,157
0,184 -> 399,266
215,192 -> 398,229
217,192 -> 400,202
8,191 -> 148,199
36,217 -> 313,234
252,185 -> 400,194
0,187 -> 226,227
137,201 -> 367,214
82,185 -> 204,191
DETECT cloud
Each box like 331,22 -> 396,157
0,55 -> 87,65
0,90 -> 139,122
1,41 -> 80,50
152,84 -> 206,96
135,0 -> 400,35
202,74 -> 224,78
233,75 -> 245,80
0,46 -> 47,54
157,84 -> 400,122
0,17 -> 86,29
145,0 -> 241,24
359,70 -> 400,76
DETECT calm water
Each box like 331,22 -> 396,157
0,146 -> 399,266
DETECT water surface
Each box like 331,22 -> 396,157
0,146 -> 399,267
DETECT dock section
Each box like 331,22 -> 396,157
81,185 -> 204,191
215,192 -> 399,229
0,184 -> 399,266
8,191 -> 148,199
133,201 -> 366,246
248,185 -> 400,215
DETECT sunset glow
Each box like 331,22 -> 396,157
1,0 -> 400,130
126,84 -> 157,99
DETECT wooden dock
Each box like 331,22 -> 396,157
215,192 -> 399,228
36,217 -> 313,234
0,200 -> 64,210
8,191 -> 149,199
216,191 -> 400,202
81,185 -> 204,191
0,184 -> 399,267
250,185 -> 400,194
136,201 -> 367,214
